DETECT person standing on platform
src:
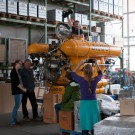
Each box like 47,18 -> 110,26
67,16 -> 84,40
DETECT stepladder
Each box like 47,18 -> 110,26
36,80 -> 49,115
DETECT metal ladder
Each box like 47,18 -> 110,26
36,80 -> 48,114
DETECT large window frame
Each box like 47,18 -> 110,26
123,0 -> 135,71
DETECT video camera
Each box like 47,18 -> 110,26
62,9 -> 73,18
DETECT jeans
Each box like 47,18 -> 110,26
55,103 -> 62,122
82,130 -> 89,135
22,92 -> 38,119
10,94 -> 22,125
82,130 -> 94,135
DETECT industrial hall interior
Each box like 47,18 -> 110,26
0,0 -> 135,135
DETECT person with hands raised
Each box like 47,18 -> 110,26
70,58 -> 102,135
67,16 -> 84,40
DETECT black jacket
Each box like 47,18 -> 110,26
72,26 -> 83,35
20,68 -> 35,92
10,68 -> 23,95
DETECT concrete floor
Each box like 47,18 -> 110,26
0,112 -> 59,135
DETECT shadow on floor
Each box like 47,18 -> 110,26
0,112 -> 59,135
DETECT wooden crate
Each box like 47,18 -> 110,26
57,94 -> 63,103
59,111 -> 74,131
0,83 -> 13,114
0,85 -> 39,114
43,93 -> 63,123
0,44 -> 6,63
8,38 -> 27,65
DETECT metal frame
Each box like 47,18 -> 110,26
0,37 -> 7,66
127,0 -> 130,70
44,0 -> 47,44
0,0 -> 123,44
8,37 -> 27,65
49,0 -> 89,6
123,0 -> 135,70
0,17 -> 45,26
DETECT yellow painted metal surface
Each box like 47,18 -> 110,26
96,87 -> 105,94
66,57 -> 105,77
71,35 -> 84,40
28,39 -> 122,95
97,79 -> 108,88
49,85 -> 65,95
28,43 -> 49,55
60,39 -> 121,57
54,77 -> 70,86
59,39 -> 121,94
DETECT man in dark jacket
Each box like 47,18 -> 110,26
21,59 -> 41,121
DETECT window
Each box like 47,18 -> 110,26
130,46 -> 135,71
123,0 -> 135,70
124,38 -> 128,46
123,14 -> 127,37
112,21 -> 122,37
129,0 -> 135,12
123,46 -> 135,70
129,37 -> 135,45
129,13 -> 135,36
123,47 -> 128,68
123,0 -> 127,13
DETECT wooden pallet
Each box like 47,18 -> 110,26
38,18 -> 46,23
28,16 -> 40,22
59,128 -> 81,135
92,9 -> 114,18
100,11 -> 107,16
92,9 -> 100,14
47,21 -> 61,25
7,13 -> 18,19
82,25 -> 88,30
113,14 -> 123,20
92,16 -> 109,22
16,15 -> 28,21
92,10 -> 108,16
0,12 -> 6,18
106,13 -> 113,17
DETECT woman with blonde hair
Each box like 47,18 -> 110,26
70,59 -> 102,135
